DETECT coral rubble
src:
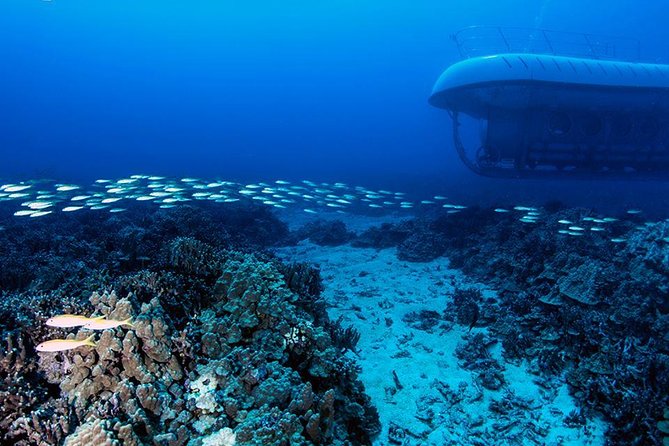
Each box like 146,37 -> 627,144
351,208 -> 669,444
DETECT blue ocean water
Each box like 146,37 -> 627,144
2,1 -> 669,212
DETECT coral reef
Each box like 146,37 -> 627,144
351,221 -> 414,249
0,201 -> 288,295
0,202 -> 378,445
290,220 -> 354,246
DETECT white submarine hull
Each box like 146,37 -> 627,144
429,53 -> 669,178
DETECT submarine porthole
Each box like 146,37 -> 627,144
638,117 -> 659,138
580,113 -> 603,136
548,112 -> 571,136
610,115 -> 633,138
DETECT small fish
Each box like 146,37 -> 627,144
14,210 -> 36,217
558,220 -> 572,225
590,227 -> 605,232
46,314 -> 105,328
627,209 -> 642,215
29,211 -> 52,218
27,201 -> 53,210
4,185 -> 31,193
56,185 -> 79,192
467,303 -> 479,332
304,208 -> 317,214
494,208 -> 510,213
36,335 -> 96,352
109,208 -> 127,213
62,206 -> 84,212
513,206 -> 537,212
568,226 -> 585,231
610,238 -> 627,243
84,317 -> 133,330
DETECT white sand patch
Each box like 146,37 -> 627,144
274,241 -> 607,445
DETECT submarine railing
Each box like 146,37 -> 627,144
451,26 -> 641,63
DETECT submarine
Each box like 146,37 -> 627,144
429,26 -> 669,178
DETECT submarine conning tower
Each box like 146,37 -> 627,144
429,26 -> 669,179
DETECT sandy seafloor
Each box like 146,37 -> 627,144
274,211 -> 608,446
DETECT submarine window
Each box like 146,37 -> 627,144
548,112 -> 571,136
610,115 -> 632,138
580,114 -> 603,136
638,117 -> 659,138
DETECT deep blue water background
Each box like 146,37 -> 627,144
2,1 -> 669,214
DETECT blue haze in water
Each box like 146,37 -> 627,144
1,0 -> 669,214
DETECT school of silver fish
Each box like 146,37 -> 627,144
0,174 -> 654,245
